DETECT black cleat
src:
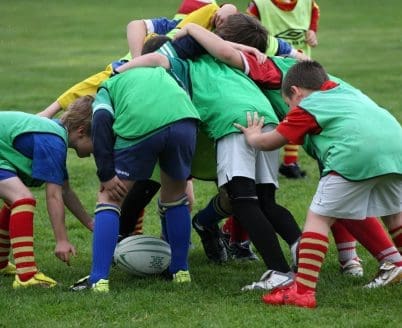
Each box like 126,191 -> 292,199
279,163 -> 306,179
229,241 -> 259,261
192,215 -> 228,263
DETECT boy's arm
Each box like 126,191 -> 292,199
45,182 -> 77,265
116,52 -> 171,73
234,112 -> 288,150
127,18 -> 180,57
174,23 -> 245,69
62,180 -> 93,231
127,20 -> 148,58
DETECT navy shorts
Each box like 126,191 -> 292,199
114,119 -> 197,181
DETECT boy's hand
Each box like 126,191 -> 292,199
212,4 -> 237,29
55,240 -> 76,265
234,112 -> 265,147
306,30 -> 318,47
101,176 -> 128,202
173,24 -> 193,39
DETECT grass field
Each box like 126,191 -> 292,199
0,1 -> 401,327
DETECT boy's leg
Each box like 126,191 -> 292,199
338,216 -> 402,287
0,176 -> 55,288
331,221 -> 362,276
262,211 -> 333,308
279,144 -> 306,179
223,216 -> 259,261
118,179 -> 161,240
0,203 -> 14,274
192,192 -> 229,263
226,177 -> 292,274
256,183 -> 301,267
217,130 -> 293,291
70,179 -> 134,292
158,119 -> 198,282
383,212 -> 402,254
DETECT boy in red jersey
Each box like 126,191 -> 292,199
235,60 -> 402,308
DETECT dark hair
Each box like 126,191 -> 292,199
282,60 -> 329,98
215,13 -> 268,53
142,35 -> 171,55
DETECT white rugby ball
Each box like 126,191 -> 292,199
114,235 -> 171,277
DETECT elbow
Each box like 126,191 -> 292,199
127,20 -> 144,35
148,53 -> 170,68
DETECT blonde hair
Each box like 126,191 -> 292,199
60,95 -> 93,136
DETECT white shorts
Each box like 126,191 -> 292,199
310,173 -> 402,219
216,125 -> 279,187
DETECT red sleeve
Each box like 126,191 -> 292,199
309,1 -> 320,32
242,52 -> 282,89
246,1 -> 260,18
276,106 -> 322,144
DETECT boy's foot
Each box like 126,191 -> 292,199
0,262 -> 16,275
69,276 -> 109,293
262,282 -> 317,308
172,270 -> 191,283
241,270 -> 294,291
364,262 -> 402,288
192,215 -> 228,263
229,241 -> 259,261
340,258 -> 364,277
279,163 -> 306,179
13,272 -> 57,289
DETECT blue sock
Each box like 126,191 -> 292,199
195,194 -> 228,227
90,204 -> 120,284
160,216 -> 169,243
165,204 -> 191,273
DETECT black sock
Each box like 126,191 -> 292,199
256,184 -> 301,246
226,177 -> 290,272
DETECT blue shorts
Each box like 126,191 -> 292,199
0,169 -> 17,181
114,119 -> 197,181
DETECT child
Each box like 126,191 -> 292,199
117,13 -> 302,291
248,0 -> 320,178
0,103 -> 93,288
235,60 -> 402,308
171,22 -> 402,285
69,65 -> 200,292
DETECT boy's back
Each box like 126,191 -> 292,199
167,53 -> 279,140
300,83 -> 402,179
97,67 -> 199,143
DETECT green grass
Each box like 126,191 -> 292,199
0,1 -> 401,327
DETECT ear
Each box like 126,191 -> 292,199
77,126 -> 86,137
290,85 -> 300,96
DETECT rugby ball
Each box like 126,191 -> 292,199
114,235 -> 171,276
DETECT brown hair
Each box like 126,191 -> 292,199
282,60 -> 329,98
60,95 -> 93,135
215,13 -> 268,53
142,35 -> 171,54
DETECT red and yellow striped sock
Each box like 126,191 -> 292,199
296,231 -> 329,294
389,225 -> 402,255
0,203 -> 11,269
9,198 -> 38,282
283,144 -> 299,165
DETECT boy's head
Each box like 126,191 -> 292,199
215,13 -> 268,53
282,60 -> 329,106
142,35 -> 171,55
60,95 -> 93,158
